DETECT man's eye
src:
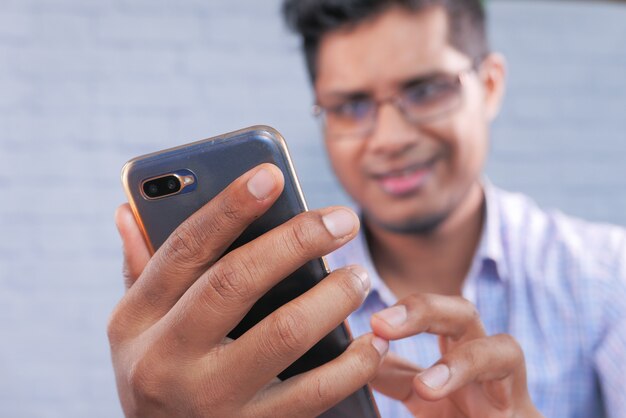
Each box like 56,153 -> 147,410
404,80 -> 454,104
331,99 -> 373,119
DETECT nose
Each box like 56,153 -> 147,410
367,100 -> 419,156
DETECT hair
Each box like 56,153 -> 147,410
282,0 -> 489,82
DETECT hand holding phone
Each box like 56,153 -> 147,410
109,127 -> 387,417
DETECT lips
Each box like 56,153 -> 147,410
371,158 -> 438,197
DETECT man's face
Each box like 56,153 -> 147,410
314,6 -> 503,233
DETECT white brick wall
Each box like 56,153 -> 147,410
0,1 -> 625,417
487,2 -> 626,217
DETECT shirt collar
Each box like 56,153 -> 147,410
349,179 -> 509,307
475,178 -> 509,281
351,222 -> 399,307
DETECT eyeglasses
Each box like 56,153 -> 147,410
312,68 -> 475,140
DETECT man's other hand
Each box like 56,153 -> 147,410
371,294 -> 543,418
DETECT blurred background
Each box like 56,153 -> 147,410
0,0 -> 625,416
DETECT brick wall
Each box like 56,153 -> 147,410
488,2 -> 626,222
0,1 -> 624,417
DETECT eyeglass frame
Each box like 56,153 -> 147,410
311,65 -> 480,140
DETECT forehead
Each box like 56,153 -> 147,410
315,6 -> 467,94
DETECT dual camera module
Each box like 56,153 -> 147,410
142,170 -> 196,200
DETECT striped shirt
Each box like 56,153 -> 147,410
327,182 -> 626,418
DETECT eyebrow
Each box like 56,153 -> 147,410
399,72 -> 444,89
320,71 -> 447,102
320,90 -> 371,103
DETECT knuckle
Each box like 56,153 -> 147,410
204,261 -> 251,305
453,297 -> 481,338
459,297 -> 479,321
462,343 -> 481,369
495,333 -> 524,361
312,376 -> 339,405
107,304 -> 133,347
270,307 -> 309,354
350,344 -> 380,380
127,356 -> 168,407
301,375 -> 339,415
313,375 -> 332,404
165,221 -> 205,260
403,293 -> 432,322
284,215 -> 320,258
399,294 -> 431,331
217,193 -> 244,224
364,349 -> 382,379
106,309 -> 123,346
334,270 -> 365,309
496,333 -> 520,348
405,293 -> 431,310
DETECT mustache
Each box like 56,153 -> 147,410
368,151 -> 445,178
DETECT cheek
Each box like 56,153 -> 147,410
452,124 -> 487,174
420,123 -> 476,186
325,142 -> 365,191
446,104 -> 489,179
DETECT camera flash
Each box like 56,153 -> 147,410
182,175 -> 194,185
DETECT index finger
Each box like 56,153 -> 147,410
370,294 -> 486,344
413,334 -> 527,403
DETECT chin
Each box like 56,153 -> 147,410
364,208 -> 451,236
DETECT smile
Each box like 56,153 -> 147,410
372,158 -> 439,197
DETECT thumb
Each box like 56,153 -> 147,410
371,352 -> 437,416
115,204 -> 151,290
370,352 -> 421,401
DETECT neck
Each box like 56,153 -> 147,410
365,182 -> 485,299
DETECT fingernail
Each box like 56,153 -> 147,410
418,364 -> 450,390
322,209 -> 357,238
375,305 -> 407,328
371,337 -> 389,356
247,168 -> 275,200
349,265 -> 370,293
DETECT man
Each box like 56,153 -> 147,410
108,0 -> 626,417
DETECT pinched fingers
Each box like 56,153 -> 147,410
161,207 -> 361,352
370,295 -> 538,416
248,333 -> 388,418
414,334 -> 526,405
371,294 -> 486,345
370,352 -> 422,402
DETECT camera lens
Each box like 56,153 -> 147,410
143,175 -> 181,199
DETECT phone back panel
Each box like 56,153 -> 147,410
122,126 -> 379,418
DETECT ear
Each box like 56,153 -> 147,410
479,53 -> 507,122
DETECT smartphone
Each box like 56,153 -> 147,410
121,125 -> 380,418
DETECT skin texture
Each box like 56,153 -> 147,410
316,7 -> 490,234
109,5 -> 543,418
110,165 -> 389,418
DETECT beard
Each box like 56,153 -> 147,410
361,179 -> 486,238
362,206 -> 452,236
